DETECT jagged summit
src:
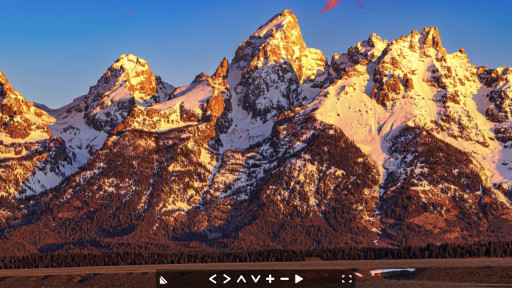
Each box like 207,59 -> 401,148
73,54 -> 167,132
93,53 -> 156,104
233,9 -> 305,67
419,26 -> 443,50
367,33 -> 387,48
44,54 -> 174,172
191,72 -> 210,84
212,57 -> 229,84
233,9 -> 326,83
253,9 -> 298,38
0,70 -> 14,98
353,27 -> 447,57
0,69 -> 53,144
226,9 -> 327,129
0,68 -> 63,197
111,54 -> 145,71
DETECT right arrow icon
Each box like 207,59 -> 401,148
295,274 -> 303,284
223,274 -> 231,284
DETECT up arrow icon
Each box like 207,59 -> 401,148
237,275 -> 247,283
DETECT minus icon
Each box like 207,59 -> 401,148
280,277 -> 290,281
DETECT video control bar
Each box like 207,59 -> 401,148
157,269 -> 356,287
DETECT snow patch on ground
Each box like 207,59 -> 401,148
370,268 -> 416,276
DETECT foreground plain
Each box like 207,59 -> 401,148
0,258 -> 512,287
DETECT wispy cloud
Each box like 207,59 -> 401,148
321,0 -> 375,14
357,0 -> 374,10
359,4 -> 375,10
320,0 -> 341,14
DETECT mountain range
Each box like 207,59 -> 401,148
1,10 -> 512,255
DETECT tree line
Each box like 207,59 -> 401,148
1,240 -> 512,269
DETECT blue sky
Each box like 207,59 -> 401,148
1,0 -> 511,108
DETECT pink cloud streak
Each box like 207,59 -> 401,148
320,0 -> 341,14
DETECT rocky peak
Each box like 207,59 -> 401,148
82,54 -> 158,132
419,27 -> 445,52
192,72 -> 210,84
329,32 -> 389,82
154,76 -> 175,102
99,54 -> 156,103
364,27 -> 456,108
0,70 -> 14,99
347,33 -> 389,64
111,53 -> 143,70
212,58 -> 229,83
0,69 -> 53,143
367,33 -> 386,48
228,10 -> 327,122
252,9 -> 299,39
233,10 -> 324,83
249,9 -> 308,81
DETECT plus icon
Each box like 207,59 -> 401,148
266,274 -> 275,283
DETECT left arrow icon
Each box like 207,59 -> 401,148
223,274 -> 231,284
209,274 -> 217,284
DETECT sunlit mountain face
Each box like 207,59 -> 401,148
1,10 -> 512,256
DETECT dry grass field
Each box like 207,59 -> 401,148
1,258 -> 512,287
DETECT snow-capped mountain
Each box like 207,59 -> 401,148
0,70 -> 54,144
1,10 -> 512,255
18,55 -> 176,196
0,69 -> 71,198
